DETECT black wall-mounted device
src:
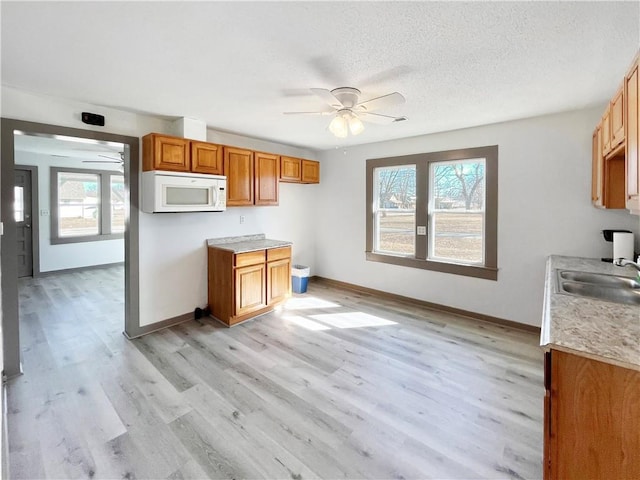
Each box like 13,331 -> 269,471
81,112 -> 105,126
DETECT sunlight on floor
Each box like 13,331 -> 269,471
283,315 -> 332,331
284,296 -> 340,310
310,312 -> 397,329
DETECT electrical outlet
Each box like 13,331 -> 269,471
417,226 -> 427,235
239,215 -> 245,224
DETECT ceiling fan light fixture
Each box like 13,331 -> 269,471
329,114 -> 348,138
348,114 -> 364,136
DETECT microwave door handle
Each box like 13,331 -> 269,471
212,186 -> 218,206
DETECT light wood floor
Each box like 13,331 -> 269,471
8,266 -> 544,479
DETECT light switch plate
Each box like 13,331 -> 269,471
417,226 -> 426,235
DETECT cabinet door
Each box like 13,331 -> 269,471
254,152 -> 280,206
191,141 -> 223,175
234,263 -> 266,316
224,147 -> 254,206
267,258 -> 291,305
592,127 -> 603,206
548,350 -> 640,479
626,59 -> 639,211
602,106 -> 612,155
143,134 -> 190,172
280,156 -> 302,182
301,160 -> 320,184
611,85 -> 625,149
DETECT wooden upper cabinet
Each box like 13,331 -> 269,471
301,160 -> 320,184
191,141 -> 223,175
611,85 -> 625,150
625,56 -> 640,212
602,106 -> 612,155
592,127 -> 603,206
224,147 -> 254,206
280,156 -> 302,182
143,134 -> 190,172
254,152 -> 280,206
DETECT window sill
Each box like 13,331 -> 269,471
51,233 -> 124,245
365,251 -> 498,280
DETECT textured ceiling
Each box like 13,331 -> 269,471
2,2 -> 639,151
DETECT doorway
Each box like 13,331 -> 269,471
1,119 -> 141,378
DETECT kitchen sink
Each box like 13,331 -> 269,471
556,270 -> 640,306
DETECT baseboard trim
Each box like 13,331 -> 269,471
36,261 -> 125,277
311,276 -> 540,334
123,311 -> 193,339
1,377 -> 8,480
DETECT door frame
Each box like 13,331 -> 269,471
1,118 -> 141,378
14,165 -> 40,278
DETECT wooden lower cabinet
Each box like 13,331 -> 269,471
266,246 -> 292,306
234,263 -> 266,316
544,349 -> 640,479
208,246 -> 291,326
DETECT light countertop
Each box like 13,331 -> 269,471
207,234 -> 292,253
541,255 -> 640,371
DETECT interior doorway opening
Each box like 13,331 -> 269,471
1,119 -> 141,379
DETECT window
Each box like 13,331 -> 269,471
51,167 -> 125,244
14,186 -> 24,222
366,146 -> 498,280
373,165 -> 416,256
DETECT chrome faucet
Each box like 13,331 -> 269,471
614,258 -> 640,273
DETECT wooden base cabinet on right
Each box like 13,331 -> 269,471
544,349 -> 640,479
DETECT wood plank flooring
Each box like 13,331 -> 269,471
8,266 -> 544,479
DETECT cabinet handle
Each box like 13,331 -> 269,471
544,351 -> 551,391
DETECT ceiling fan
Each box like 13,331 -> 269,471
83,152 -> 125,171
284,87 -> 407,138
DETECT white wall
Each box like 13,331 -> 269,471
14,150 -> 124,273
2,86 -> 318,327
315,107 -> 640,327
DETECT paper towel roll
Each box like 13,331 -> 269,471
613,232 -> 634,261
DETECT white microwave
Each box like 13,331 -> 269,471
142,171 -> 226,213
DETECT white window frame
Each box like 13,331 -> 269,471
50,166 -> 125,244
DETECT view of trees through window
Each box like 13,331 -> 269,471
430,159 -> 485,264
374,165 -> 416,255
373,159 -> 486,263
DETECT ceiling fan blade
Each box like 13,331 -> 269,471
310,88 -> 344,109
83,160 -> 121,164
357,92 -> 405,112
359,112 -> 407,125
99,154 -> 123,160
283,111 -> 335,116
